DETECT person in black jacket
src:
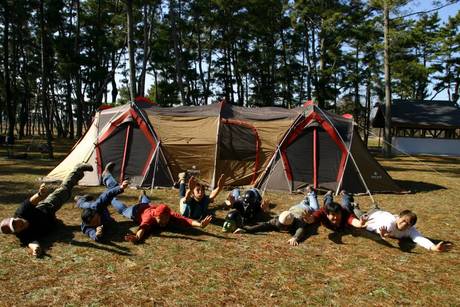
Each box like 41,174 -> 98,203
0,163 -> 93,257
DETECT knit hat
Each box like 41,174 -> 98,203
0,218 -> 14,234
278,211 -> 294,226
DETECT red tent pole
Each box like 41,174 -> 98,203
120,125 -> 131,182
313,127 -> 318,189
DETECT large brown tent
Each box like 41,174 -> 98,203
44,100 -> 402,194
255,102 -> 403,194
44,100 -> 299,187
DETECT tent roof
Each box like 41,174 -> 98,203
371,100 -> 460,129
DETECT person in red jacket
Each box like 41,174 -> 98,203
100,162 -> 212,243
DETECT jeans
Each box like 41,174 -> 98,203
103,173 -> 150,220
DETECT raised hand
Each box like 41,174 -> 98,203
379,226 -> 390,239
216,174 -> 225,189
200,215 -> 213,228
120,180 -> 129,190
188,176 -> 197,191
96,225 -> 104,238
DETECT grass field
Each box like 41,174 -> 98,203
0,138 -> 459,306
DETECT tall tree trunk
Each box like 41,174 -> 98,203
170,0 -> 186,105
127,0 -> 136,102
40,0 -> 54,159
383,1 -> 392,157
66,78 -> 74,139
3,2 -> 14,141
75,0 -> 83,138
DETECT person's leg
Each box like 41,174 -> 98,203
307,191 -> 319,211
102,172 -> 119,189
179,182 -> 186,198
111,198 -> 137,220
323,191 -> 333,207
340,191 -> 354,213
180,200 -> 192,217
244,220 -> 278,234
39,163 -> 93,214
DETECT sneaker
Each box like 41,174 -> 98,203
102,162 -> 115,177
76,163 -> 93,172
178,172 -> 187,182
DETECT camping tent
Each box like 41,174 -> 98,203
44,101 -> 174,187
44,100 -> 402,194
43,100 -> 299,188
255,102 -> 403,194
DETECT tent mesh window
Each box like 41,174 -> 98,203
219,124 -> 256,161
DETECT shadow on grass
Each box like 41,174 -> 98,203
350,228 -> 398,250
394,179 -> 446,193
39,220 -> 134,257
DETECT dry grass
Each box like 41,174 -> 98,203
0,138 -> 459,306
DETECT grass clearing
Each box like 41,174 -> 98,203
0,138 -> 459,306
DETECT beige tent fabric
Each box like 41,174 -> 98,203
43,104 -> 131,185
43,113 -> 100,184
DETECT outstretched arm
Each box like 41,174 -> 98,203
209,174 -> 225,201
430,241 -> 452,252
190,215 -> 213,228
125,228 -> 146,244
349,215 -> 368,229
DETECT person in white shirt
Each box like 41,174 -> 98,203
364,209 -> 451,252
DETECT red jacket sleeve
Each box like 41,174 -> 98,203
139,208 -> 157,230
169,210 -> 194,228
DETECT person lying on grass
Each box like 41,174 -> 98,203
306,191 -> 367,232
222,187 -> 270,230
97,163 -> 212,244
178,173 -> 224,220
0,163 -> 93,257
361,209 -> 452,252
234,208 -> 314,246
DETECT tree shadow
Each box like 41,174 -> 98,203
394,179 -> 446,193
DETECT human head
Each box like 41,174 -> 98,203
81,209 -> 101,227
325,202 -> 342,226
0,217 -> 29,234
155,204 -> 171,227
222,210 -> 243,232
396,210 -> 417,231
192,183 -> 205,201
243,190 -> 258,206
278,211 -> 294,226
225,192 -> 236,207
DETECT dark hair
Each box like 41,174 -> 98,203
81,208 -> 98,225
399,210 -> 417,226
325,202 -> 342,215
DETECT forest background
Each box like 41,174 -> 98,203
0,0 -> 459,157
